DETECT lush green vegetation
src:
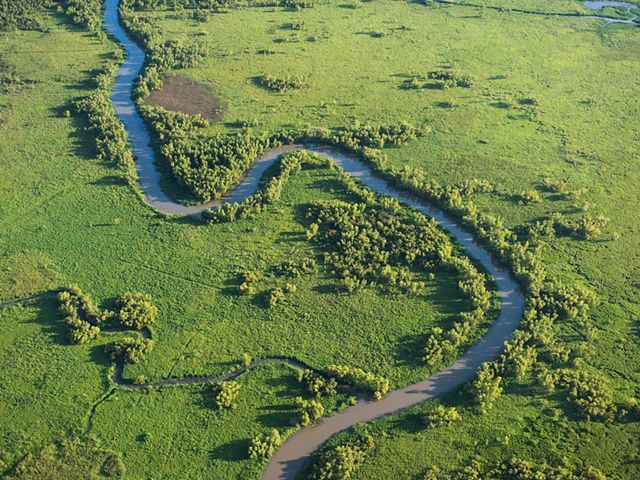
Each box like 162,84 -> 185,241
1,0 -> 639,479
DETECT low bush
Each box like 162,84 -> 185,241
424,405 -> 461,429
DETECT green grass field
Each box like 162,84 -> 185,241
1,0 -> 639,478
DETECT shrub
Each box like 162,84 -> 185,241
277,258 -> 318,277
106,338 -> 154,364
239,271 -> 263,295
326,365 -> 389,399
248,429 -> 282,459
259,74 -> 307,93
516,189 -> 542,205
424,405 -> 461,429
117,292 -> 158,330
213,381 -> 241,410
295,396 -> 325,426
268,287 -> 287,308
242,352 -> 253,368
428,69 -> 475,88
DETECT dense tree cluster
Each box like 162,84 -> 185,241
248,429 -> 282,459
213,380 -> 241,410
105,337 -> 155,364
307,433 -> 375,480
295,396 -> 325,426
0,0 -> 45,32
307,199 -> 444,293
58,285 -> 102,344
297,369 -> 338,398
143,106 -> 274,201
424,405 -> 461,429
75,59 -> 137,184
259,74 -> 307,93
56,0 -> 103,31
117,291 -> 158,330
326,365 -> 389,400
126,0 -> 223,11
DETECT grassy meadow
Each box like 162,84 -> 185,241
1,0 -> 639,478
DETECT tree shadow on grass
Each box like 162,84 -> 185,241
209,439 -> 247,462
24,296 -> 68,346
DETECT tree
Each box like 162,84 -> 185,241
295,396 -> 325,426
472,363 -> 503,414
118,292 -> 158,330
105,338 -> 154,364
248,429 -> 282,459
213,381 -> 241,410
424,405 -> 461,429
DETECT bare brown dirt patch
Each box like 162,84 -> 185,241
145,75 -> 225,121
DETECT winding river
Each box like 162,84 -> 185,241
102,0 -> 529,478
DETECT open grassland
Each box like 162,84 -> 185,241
0,0 -> 639,478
